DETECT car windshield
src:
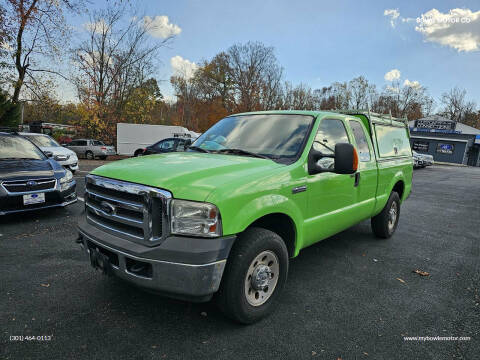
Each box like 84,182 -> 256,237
25,134 -> 60,147
0,135 -> 46,160
92,140 -> 105,146
190,114 -> 314,164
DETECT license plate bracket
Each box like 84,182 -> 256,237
23,193 -> 45,205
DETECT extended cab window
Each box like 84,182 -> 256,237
313,119 -> 349,169
349,120 -> 371,162
375,125 -> 411,157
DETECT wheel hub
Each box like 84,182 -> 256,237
244,250 -> 280,306
251,264 -> 271,290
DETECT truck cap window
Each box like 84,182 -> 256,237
375,125 -> 411,157
191,114 -> 314,164
349,120 -> 371,162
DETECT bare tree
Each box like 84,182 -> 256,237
227,42 -> 283,112
440,87 -> 476,122
72,4 -> 173,137
2,0 -> 83,103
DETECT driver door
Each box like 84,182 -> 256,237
303,118 -> 357,246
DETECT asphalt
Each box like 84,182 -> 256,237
1,163 -> 479,360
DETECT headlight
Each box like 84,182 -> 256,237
170,199 -> 221,237
54,154 -> 70,161
60,170 -> 74,190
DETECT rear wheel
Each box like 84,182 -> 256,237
371,191 -> 401,239
85,151 -> 94,160
134,149 -> 144,157
99,155 -> 107,160
217,227 -> 289,324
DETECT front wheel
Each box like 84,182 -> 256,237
217,227 -> 289,324
85,151 -> 94,160
371,191 -> 401,239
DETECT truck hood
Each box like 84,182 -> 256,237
91,152 -> 283,201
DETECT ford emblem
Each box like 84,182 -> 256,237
100,201 -> 116,215
27,180 -> 37,186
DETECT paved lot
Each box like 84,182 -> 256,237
1,163 -> 479,359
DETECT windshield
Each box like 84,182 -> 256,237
92,140 -> 105,146
25,134 -> 60,147
191,114 -> 314,164
0,136 -> 46,160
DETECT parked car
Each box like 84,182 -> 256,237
420,153 -> 434,166
66,139 -> 116,160
77,110 -> 412,324
140,137 -> 193,156
412,151 -> 424,168
20,133 -> 79,173
0,132 -> 77,215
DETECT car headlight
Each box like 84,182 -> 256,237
54,154 -> 70,161
170,199 -> 221,237
60,170 -> 74,190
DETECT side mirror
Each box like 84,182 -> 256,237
44,151 -> 53,158
308,143 -> 358,175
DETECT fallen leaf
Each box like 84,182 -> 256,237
363,352 -> 369,356
200,312 -> 207,317
413,269 -> 430,276
40,283 -> 50,287
362,253 -> 366,257
312,351 -> 316,356
396,278 -> 406,284
373,258 -> 378,262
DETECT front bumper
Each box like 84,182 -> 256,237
77,219 -> 236,301
0,181 -> 77,216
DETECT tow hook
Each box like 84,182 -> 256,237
75,234 -> 83,244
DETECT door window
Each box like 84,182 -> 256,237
160,139 -> 175,151
349,120 -> 371,162
313,119 -> 350,169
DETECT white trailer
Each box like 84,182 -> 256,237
116,123 -> 200,156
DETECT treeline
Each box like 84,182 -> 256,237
171,41 -> 480,131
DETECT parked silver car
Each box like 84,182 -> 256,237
66,139 -> 116,160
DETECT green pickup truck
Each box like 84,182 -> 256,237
78,110 -> 412,323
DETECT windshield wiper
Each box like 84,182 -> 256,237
216,148 -> 271,160
188,146 -> 211,153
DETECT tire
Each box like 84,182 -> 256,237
216,227 -> 289,324
85,151 -> 94,160
371,191 -> 401,239
134,149 -> 143,157
99,155 -> 107,160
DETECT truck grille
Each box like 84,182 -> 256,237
2,178 -> 56,193
85,175 -> 171,246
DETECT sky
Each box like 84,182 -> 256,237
60,0 -> 480,107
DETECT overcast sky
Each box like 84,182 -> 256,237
61,0 -> 480,107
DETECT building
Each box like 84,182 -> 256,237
409,115 -> 480,166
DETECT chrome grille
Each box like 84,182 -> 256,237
85,175 -> 171,246
2,178 -> 56,194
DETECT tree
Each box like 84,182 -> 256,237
72,3 -> 174,141
227,42 -> 283,112
440,87 -> 476,122
0,88 -> 20,127
3,0 -> 83,103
